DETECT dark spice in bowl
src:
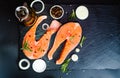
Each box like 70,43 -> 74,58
50,5 -> 64,19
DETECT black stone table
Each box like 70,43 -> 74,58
0,0 -> 120,78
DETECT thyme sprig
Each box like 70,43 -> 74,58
61,58 -> 71,73
80,36 -> 86,47
21,41 -> 32,52
69,9 -> 76,20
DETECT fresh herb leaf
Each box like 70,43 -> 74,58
69,35 -> 75,44
38,47 -> 43,52
69,35 -> 75,41
80,36 -> 86,47
21,41 -> 32,52
61,58 -> 71,73
69,9 -> 76,20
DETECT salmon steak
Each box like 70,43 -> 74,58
21,15 -> 61,59
48,22 -> 82,65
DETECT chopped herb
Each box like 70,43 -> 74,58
80,36 -> 86,47
61,58 -> 71,73
21,41 -> 32,52
38,47 -> 43,52
69,35 -> 75,43
69,9 -> 76,20
69,35 -> 74,40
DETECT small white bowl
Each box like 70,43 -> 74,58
18,59 -> 30,70
42,23 -> 49,30
32,59 -> 47,73
50,5 -> 64,19
30,0 -> 45,14
76,5 -> 89,20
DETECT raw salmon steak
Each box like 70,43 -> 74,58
21,15 -> 61,59
48,22 -> 82,64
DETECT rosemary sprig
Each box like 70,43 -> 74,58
21,41 -> 32,52
69,9 -> 76,20
80,36 -> 86,47
61,58 -> 71,73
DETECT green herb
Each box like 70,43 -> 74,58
38,47 -> 42,51
69,9 -> 76,20
69,35 -> 75,43
21,41 -> 32,52
80,36 -> 86,47
69,35 -> 75,41
61,58 -> 71,73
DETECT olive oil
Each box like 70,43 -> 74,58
15,4 -> 37,26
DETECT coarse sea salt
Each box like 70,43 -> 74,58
32,59 -> 46,73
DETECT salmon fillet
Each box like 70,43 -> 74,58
48,22 -> 82,64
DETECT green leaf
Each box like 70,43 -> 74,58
21,41 -> 32,52
80,36 -> 86,47
38,47 -> 43,51
61,58 -> 71,73
69,9 -> 76,20
69,35 -> 75,41
69,35 -> 75,43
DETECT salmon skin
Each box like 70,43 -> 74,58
48,22 -> 82,65
22,15 -> 61,59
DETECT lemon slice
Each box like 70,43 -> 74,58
76,6 -> 89,20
